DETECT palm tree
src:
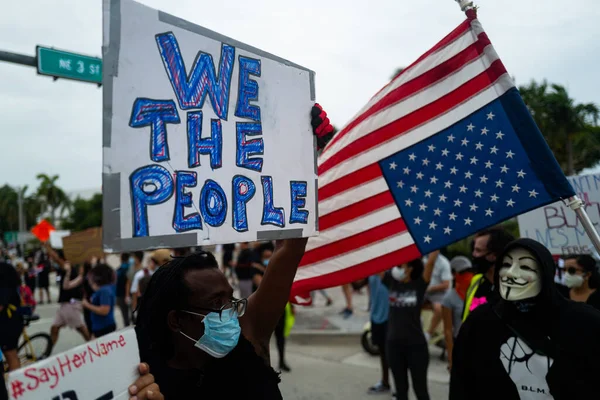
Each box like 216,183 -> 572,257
36,174 -> 72,226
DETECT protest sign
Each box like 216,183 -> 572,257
518,172 -> 600,255
5,328 -> 139,400
62,228 -> 104,264
50,230 -> 71,249
102,0 -> 318,252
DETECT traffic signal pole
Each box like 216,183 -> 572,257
0,50 -> 36,68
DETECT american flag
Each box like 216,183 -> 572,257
290,9 -> 574,302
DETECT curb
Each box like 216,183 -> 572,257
287,330 -> 363,345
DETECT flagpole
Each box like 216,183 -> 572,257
567,196 -> 600,255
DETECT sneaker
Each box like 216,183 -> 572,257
367,382 -> 390,394
326,298 -> 333,306
340,308 -> 353,319
279,362 -> 291,372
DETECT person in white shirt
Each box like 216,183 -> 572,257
423,253 -> 452,342
131,249 -> 171,317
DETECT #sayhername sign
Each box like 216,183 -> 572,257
518,172 -> 600,255
5,329 -> 139,400
102,0 -> 318,252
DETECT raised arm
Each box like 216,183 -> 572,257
43,242 -> 66,268
423,250 -> 440,284
243,238 -> 308,343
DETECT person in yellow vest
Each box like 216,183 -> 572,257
462,227 -> 514,322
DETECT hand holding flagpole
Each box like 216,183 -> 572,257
455,0 -> 475,11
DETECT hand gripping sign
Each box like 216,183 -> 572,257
5,329 -> 140,400
102,0 -> 318,253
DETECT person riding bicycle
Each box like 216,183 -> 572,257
0,261 -> 24,372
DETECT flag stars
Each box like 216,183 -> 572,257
474,189 -> 483,198
490,194 -> 499,202
441,149 -> 450,156
454,199 -> 463,207
444,226 -> 453,235
445,181 -> 454,189
464,217 -> 473,226
429,221 -> 437,230
467,123 -> 475,132
506,150 -> 515,159
389,162 -> 397,170
449,213 -> 458,221
428,144 -> 436,152
485,161 -> 494,169
397,181 -> 405,189
450,167 -> 458,175
419,203 -> 428,212
462,138 -> 470,146
424,190 -> 433,198
485,208 -> 494,217
480,175 -> 489,184
529,189 -> 539,198
475,142 -> 484,150
517,170 -> 526,178
506,199 -> 516,207
408,153 -> 417,161
414,217 -> 422,225
448,134 -> 455,142
422,158 -> 430,166
481,127 -> 489,135
496,131 -> 505,140
416,172 -> 424,180
500,165 -> 509,173
470,204 -> 479,212
487,112 -> 495,120
424,235 -> 432,244
439,194 -> 447,202
403,166 -> 411,175
410,185 -> 419,193
512,184 -> 521,193
430,176 -> 439,184
456,152 -> 464,161
459,185 -> 468,193
490,146 -> 499,155
465,171 -> 473,179
405,199 -> 413,207
436,162 -> 444,170
470,156 -> 478,165
496,179 -> 504,188
434,208 -> 443,216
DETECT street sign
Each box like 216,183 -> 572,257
3,231 -> 18,245
36,46 -> 102,84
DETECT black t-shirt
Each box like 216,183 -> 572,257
235,249 -> 259,280
556,283 -> 600,311
0,263 -> 20,307
383,273 -> 428,344
58,269 -> 84,303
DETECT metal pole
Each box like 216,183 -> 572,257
0,50 -> 36,67
567,196 -> 600,255
17,187 -> 25,256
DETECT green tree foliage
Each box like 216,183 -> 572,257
36,173 -> 72,224
62,193 -> 103,231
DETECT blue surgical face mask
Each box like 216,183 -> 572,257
180,311 -> 241,358
263,259 -> 270,266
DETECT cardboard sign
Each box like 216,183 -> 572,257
62,228 -> 104,264
518,173 -> 600,255
5,328 -> 140,400
102,0 -> 318,253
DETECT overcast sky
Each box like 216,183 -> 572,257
1,0 -> 598,194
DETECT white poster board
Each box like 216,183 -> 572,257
49,230 -> 71,249
5,328 -> 140,400
102,0 -> 318,252
518,173 -> 600,255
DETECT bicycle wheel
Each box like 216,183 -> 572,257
17,333 -> 53,367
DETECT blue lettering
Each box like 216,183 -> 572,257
130,165 -> 174,237
290,181 -> 308,224
156,32 -> 234,119
235,56 -> 261,121
232,175 -> 256,232
173,171 -> 202,232
260,176 -> 284,227
187,111 -> 223,169
236,122 -> 264,172
129,98 -> 180,162
200,179 -> 227,227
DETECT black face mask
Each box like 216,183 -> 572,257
472,254 -> 494,274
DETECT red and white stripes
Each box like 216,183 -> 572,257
291,11 -> 514,298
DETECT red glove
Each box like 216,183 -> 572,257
311,103 -> 335,150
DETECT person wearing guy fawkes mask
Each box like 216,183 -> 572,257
461,227 -> 514,321
450,238 -> 600,400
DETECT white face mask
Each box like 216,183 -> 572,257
391,266 -> 407,281
564,273 -> 584,288
499,248 -> 542,301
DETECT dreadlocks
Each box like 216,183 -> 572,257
135,250 -> 219,367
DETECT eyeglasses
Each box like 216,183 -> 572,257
565,267 -> 584,275
181,298 -> 247,322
